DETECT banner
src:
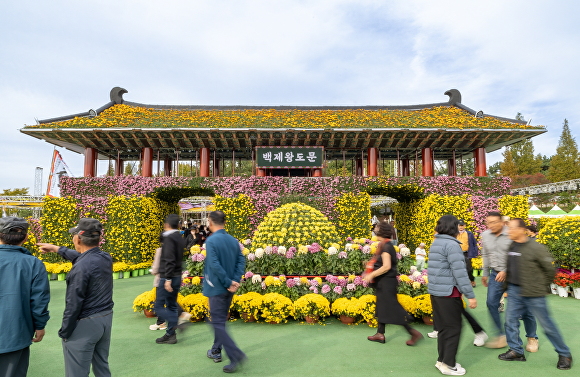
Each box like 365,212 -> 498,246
256,146 -> 324,168
46,150 -> 73,196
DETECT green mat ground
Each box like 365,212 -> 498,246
28,276 -> 578,376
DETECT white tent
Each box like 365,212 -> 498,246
528,205 -> 546,218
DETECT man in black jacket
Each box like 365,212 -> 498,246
154,214 -> 186,344
38,218 -> 114,377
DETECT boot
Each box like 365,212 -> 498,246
367,333 -> 386,344
406,328 -> 424,346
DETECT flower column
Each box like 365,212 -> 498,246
367,148 -> 378,177
421,148 -> 434,177
200,148 -> 210,177
141,147 -> 153,177
84,147 -> 97,177
473,147 -> 487,177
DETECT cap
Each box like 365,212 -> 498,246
69,218 -> 102,237
0,216 -> 29,233
458,220 -> 466,226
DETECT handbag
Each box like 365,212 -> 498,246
364,239 -> 389,287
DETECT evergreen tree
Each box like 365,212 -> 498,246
511,139 -> 542,175
547,119 -> 580,182
500,147 -> 518,178
1,187 -> 30,195
487,161 -> 502,177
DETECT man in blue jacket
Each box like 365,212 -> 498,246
0,217 -> 50,377
203,211 -> 246,373
457,220 -> 479,287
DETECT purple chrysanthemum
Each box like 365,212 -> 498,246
347,283 -> 356,291
321,284 -> 331,294
338,251 -> 348,259
245,271 -> 254,279
309,286 -> 319,294
333,286 -> 343,295
247,253 -> 256,261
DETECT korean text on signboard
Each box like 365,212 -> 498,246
256,146 -> 324,168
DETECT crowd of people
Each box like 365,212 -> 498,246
0,210 -> 573,376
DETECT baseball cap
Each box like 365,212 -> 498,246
69,218 -> 102,237
0,216 -> 29,233
458,220 -> 466,226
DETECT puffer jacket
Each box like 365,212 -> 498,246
427,234 -> 475,299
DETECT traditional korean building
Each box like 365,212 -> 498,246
21,87 -> 545,178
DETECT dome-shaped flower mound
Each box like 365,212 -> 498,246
252,202 -> 340,250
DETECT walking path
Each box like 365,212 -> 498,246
29,276 -> 578,376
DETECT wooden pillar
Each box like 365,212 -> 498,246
473,147 -> 487,177
447,157 -> 457,176
141,147 -> 153,177
164,158 -> 173,177
355,158 -> 363,176
312,168 -> 323,177
213,158 -> 221,177
114,158 -> 124,177
256,168 -> 266,177
401,159 -> 410,176
199,148 -> 210,177
84,147 -> 97,177
422,148 -> 434,177
367,148 -> 378,177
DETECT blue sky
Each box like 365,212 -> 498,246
1,0 -> 579,191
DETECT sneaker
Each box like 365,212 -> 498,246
473,331 -> 488,347
428,330 -> 439,339
525,337 -> 539,353
178,312 -> 192,325
155,333 -> 177,344
207,349 -> 222,363
471,281 -> 476,287
149,324 -> 163,330
438,362 -> 466,375
498,349 -> 526,361
223,356 -> 247,373
485,335 -> 507,349
557,355 -> 573,370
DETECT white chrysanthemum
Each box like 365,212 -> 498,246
400,247 -> 410,257
252,274 -> 262,284
255,248 -> 264,258
277,246 -> 287,255
344,243 -> 353,251
328,246 -> 338,255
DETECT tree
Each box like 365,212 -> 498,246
500,147 -> 518,178
547,119 -> 580,182
487,161 -> 502,177
124,163 -> 136,176
508,113 -> 542,175
1,188 -> 30,196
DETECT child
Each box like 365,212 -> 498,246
415,243 -> 426,271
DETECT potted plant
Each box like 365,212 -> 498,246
569,272 -> 580,299
331,297 -> 361,324
293,293 -> 331,324
178,293 -> 209,321
414,294 -> 434,325
261,293 -> 294,324
132,288 -> 156,317
554,272 -> 572,298
231,292 -> 263,322
358,294 -> 377,327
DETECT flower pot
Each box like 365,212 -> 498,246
573,287 -> 580,299
339,315 -> 355,324
123,271 -> 130,279
557,286 -> 569,298
550,283 -> 559,295
241,313 -> 257,322
143,309 -> 156,318
422,316 -> 434,325
305,315 -> 319,324
139,269 -> 145,276
112,273 -> 119,280
51,273 -> 58,280
131,270 -> 139,277
57,273 -> 66,281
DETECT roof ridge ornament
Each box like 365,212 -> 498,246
110,87 -> 128,104
444,89 -> 461,105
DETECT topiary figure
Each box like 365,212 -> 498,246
251,202 -> 340,250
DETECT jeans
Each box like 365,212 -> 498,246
209,292 -> 246,364
505,284 -> 570,357
154,276 -> 181,336
505,284 -> 539,353
486,270 -> 507,335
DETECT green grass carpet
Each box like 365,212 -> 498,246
28,276 -> 578,376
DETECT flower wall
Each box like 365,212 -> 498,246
335,192 -> 372,239
39,197 -> 79,263
213,194 -> 256,241
538,217 -> 580,270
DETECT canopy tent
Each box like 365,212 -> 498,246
544,205 -> 568,217
528,205 -> 546,218
566,205 -> 580,216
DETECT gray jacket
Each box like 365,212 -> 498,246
427,234 -> 475,299
481,227 -> 511,277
